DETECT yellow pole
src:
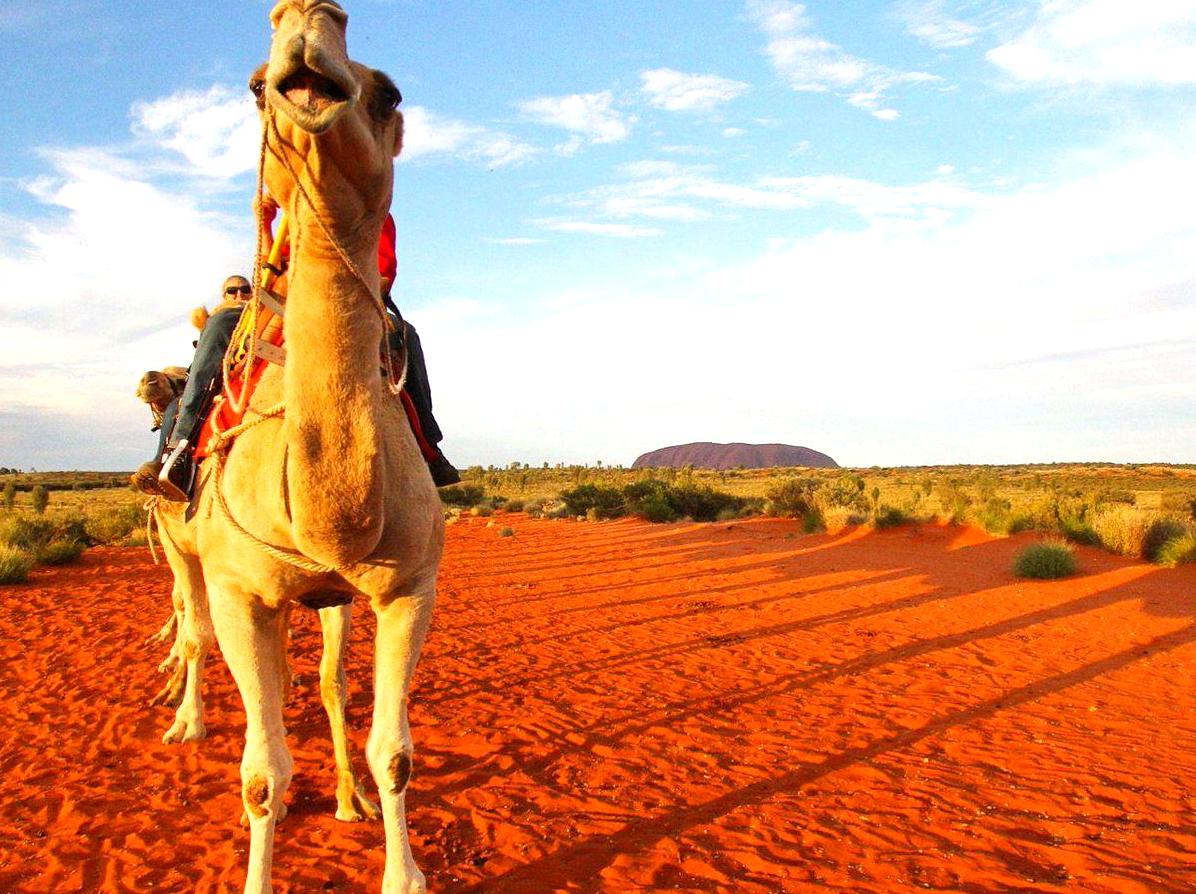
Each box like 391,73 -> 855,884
261,213 -> 290,289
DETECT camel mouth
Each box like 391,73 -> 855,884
269,63 -> 357,133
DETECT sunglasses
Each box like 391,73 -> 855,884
225,285 -> 253,296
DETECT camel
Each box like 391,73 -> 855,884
148,3 -> 443,891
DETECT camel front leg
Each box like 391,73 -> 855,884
367,589 -> 435,894
162,556 -> 213,744
210,589 -> 293,894
319,603 -> 379,822
150,580 -> 188,709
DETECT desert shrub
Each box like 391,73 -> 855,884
561,484 -> 625,519
666,485 -> 742,522
1091,507 -> 1153,557
30,485 -> 48,514
38,540 -> 85,566
766,478 -> 821,518
1142,517 -> 1190,562
85,504 -> 147,545
1155,532 -> 1196,567
822,475 -> 869,512
469,503 -> 494,518
2,482 -> 14,510
1014,541 -> 1077,579
802,508 -> 825,533
1094,488 -> 1136,507
1159,491 -> 1196,518
0,516 -> 58,551
873,505 -> 909,529
0,545 -> 34,584
498,527 -> 515,538
504,499 -> 525,513
936,484 -> 971,521
439,484 -> 486,508
822,506 -> 867,534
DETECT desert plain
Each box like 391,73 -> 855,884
0,503 -> 1193,893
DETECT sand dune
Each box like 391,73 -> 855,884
1,517 -> 1193,893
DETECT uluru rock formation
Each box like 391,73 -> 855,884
632,442 -> 839,470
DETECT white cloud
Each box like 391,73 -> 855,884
555,160 -> 985,225
745,0 -> 939,117
722,127 -> 747,137
535,220 -> 663,238
988,0 -> 1196,86
896,0 -> 999,48
133,86 -> 260,180
401,106 -> 538,167
519,91 -> 633,144
640,68 -> 750,112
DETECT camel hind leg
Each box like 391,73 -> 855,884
366,587 -> 435,894
319,603 -> 379,822
161,550 -> 213,744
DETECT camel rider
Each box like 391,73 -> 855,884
258,195 -> 460,488
133,276 -> 253,499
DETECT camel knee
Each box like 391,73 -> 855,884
182,630 -> 213,662
368,740 -> 413,794
241,765 -> 292,820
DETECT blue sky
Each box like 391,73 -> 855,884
3,0 -> 1196,470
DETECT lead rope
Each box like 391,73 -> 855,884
144,496 -> 161,565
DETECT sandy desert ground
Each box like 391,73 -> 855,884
0,516 -> 1193,893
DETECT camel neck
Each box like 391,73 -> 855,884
281,217 -> 387,568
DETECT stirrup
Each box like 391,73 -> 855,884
158,439 -> 196,502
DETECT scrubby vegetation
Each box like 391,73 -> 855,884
0,544 -> 34,584
1014,541 -> 1077,579
5,463 -> 1196,570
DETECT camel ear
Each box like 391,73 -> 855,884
393,111 -> 404,159
190,306 -> 210,330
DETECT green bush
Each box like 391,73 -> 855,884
1014,541 -> 1077,579
1142,517 -> 1189,562
0,516 -> 58,551
504,500 -> 525,513
873,505 -> 909,528
2,482 -> 14,511
84,504 -> 147,544
0,544 -> 34,584
766,478 -> 821,518
30,485 -> 48,514
1156,532 -> 1196,567
561,484 -> 625,519
38,540 -> 85,566
439,484 -> 486,508
822,475 -> 869,512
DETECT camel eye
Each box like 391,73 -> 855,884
250,79 -> 266,99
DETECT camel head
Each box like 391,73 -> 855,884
252,0 -> 404,232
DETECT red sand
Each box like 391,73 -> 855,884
1,517 -> 1194,893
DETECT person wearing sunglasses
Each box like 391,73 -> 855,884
134,274 -> 253,498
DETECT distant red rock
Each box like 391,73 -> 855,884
632,442 -> 839,470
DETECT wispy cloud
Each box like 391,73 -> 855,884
988,1 -> 1196,86
639,68 -> 750,112
745,0 -> 939,119
553,159 -> 985,226
895,0 -> 1013,49
133,86 -> 260,180
519,91 -> 633,144
401,106 -> 538,167
535,220 -> 663,238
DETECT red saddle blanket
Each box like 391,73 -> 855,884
194,326 -> 438,464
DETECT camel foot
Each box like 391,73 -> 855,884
162,717 -> 206,744
335,785 -> 380,823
